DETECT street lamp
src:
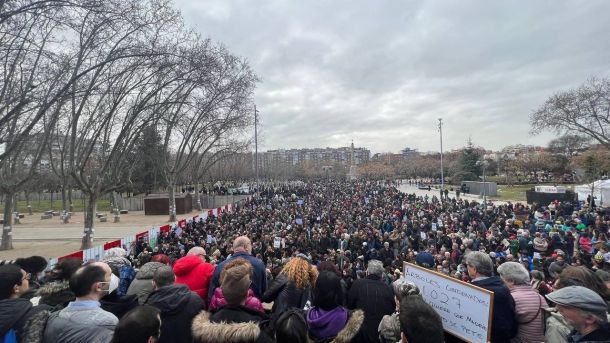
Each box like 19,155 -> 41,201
476,160 -> 489,205
438,118 -> 444,201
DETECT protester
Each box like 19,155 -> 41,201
378,280 -> 421,343
44,262 -> 119,343
465,251 -> 517,343
209,258 -> 264,313
173,247 -> 215,304
208,236 -> 267,302
307,270 -> 364,342
262,254 -> 318,323
145,265 -> 203,343
545,266 -> 610,343
0,264 -> 48,342
546,286 -> 610,342
348,259 -> 395,343
191,258 -> 273,343
112,305 -> 161,343
497,261 -> 547,343
275,309 -> 310,343
127,262 -> 168,304
398,294 -> 444,343
10,179 -> 610,343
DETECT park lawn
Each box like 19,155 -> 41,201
0,199 -> 112,214
492,184 -> 574,202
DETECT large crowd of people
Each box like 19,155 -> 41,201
2,179 -> 610,343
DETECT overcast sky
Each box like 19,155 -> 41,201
173,0 -> 610,154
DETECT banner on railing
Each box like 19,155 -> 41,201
55,201 -> 237,264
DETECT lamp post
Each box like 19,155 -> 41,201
438,118 -> 444,201
476,160 -> 489,205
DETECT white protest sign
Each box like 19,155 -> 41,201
273,237 -> 281,248
403,262 -> 493,343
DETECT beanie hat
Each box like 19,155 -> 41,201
221,259 -> 252,305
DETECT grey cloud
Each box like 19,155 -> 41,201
174,0 -> 610,153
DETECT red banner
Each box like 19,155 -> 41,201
160,224 -> 170,233
103,240 -> 121,250
136,231 -> 149,241
178,219 -> 186,228
58,250 -> 84,261
208,209 -> 213,217
217,207 -> 222,214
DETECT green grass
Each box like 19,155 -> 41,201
493,184 -> 574,202
1,199 -> 112,214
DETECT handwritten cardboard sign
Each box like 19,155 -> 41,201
403,262 -> 494,343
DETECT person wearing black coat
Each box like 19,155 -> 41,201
347,260 -> 395,343
145,266 -> 203,343
466,251 -> 517,343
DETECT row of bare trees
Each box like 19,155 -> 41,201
0,0 -> 257,250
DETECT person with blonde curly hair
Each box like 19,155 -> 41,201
262,254 -> 318,327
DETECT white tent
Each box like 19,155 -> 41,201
575,179 -> 610,206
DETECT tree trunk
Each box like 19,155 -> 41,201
168,184 -> 177,222
61,185 -> 70,223
81,193 -> 97,250
1,193 -> 14,250
68,186 -> 73,212
61,185 -> 68,212
26,192 -> 32,215
195,182 -> 203,211
113,192 -> 120,223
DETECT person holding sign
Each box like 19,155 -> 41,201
465,252 -> 518,343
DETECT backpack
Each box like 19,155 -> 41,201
1,329 -> 17,343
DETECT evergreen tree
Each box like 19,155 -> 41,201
130,125 -> 167,194
451,138 -> 482,183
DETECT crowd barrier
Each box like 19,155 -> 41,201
48,201 -> 245,267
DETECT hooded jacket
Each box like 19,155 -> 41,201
126,262 -> 166,304
191,306 -> 273,343
146,284 -> 203,343
173,255 -> 215,303
209,287 -> 264,313
0,298 -> 48,341
308,308 -> 364,343
35,280 -> 75,308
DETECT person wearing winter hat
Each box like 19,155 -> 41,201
546,286 -> 610,342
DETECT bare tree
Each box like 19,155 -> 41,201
154,38 -> 257,221
531,77 -> 610,149
0,3 -> 74,249
59,0 -> 182,249
547,134 -> 590,157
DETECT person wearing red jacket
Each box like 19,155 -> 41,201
173,247 -> 215,306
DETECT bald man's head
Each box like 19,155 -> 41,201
233,236 -> 251,254
187,247 -> 206,258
